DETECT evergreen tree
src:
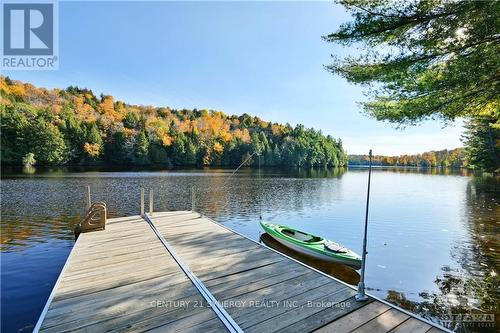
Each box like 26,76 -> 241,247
87,123 -> 103,145
135,131 -> 150,164
123,111 -> 139,129
1,105 -> 29,163
1,76 -> 349,168
185,139 -> 197,166
463,117 -> 500,172
26,120 -> 68,165
325,0 -> 500,126
326,0 -> 499,170
59,105 -> 88,163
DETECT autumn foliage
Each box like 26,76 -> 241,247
349,149 -> 466,168
1,77 -> 348,167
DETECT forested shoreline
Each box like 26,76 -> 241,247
1,77 -> 348,168
1,76 -> 496,172
349,148 -> 466,168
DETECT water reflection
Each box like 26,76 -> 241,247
378,175 -> 499,332
22,166 -> 36,175
259,233 -> 360,286
348,166 -> 472,177
0,167 -> 498,333
0,215 -> 78,252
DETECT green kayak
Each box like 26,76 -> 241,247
260,221 -> 362,270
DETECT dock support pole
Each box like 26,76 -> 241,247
140,188 -> 145,217
191,186 -> 195,212
85,185 -> 91,211
149,189 -> 153,216
356,149 -> 372,302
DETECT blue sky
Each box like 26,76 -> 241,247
3,1 -> 463,155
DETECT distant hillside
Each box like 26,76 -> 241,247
349,148 -> 466,168
0,76 -> 347,168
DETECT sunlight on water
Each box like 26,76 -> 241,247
1,167 -> 498,332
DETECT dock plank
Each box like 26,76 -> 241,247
235,280 -> 341,329
274,295 -> 370,333
149,212 -> 446,333
148,214 -> 359,333
38,215 -> 229,333
244,287 -> 356,333
390,318 -> 432,332
36,211 -> 447,333
313,300 -> 391,333
350,308 -> 410,333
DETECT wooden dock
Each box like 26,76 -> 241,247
35,210 -> 450,333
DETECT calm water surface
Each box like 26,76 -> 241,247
1,167 -> 498,332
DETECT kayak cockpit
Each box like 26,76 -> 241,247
281,228 -> 324,244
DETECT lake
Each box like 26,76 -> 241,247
1,167 -> 498,332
